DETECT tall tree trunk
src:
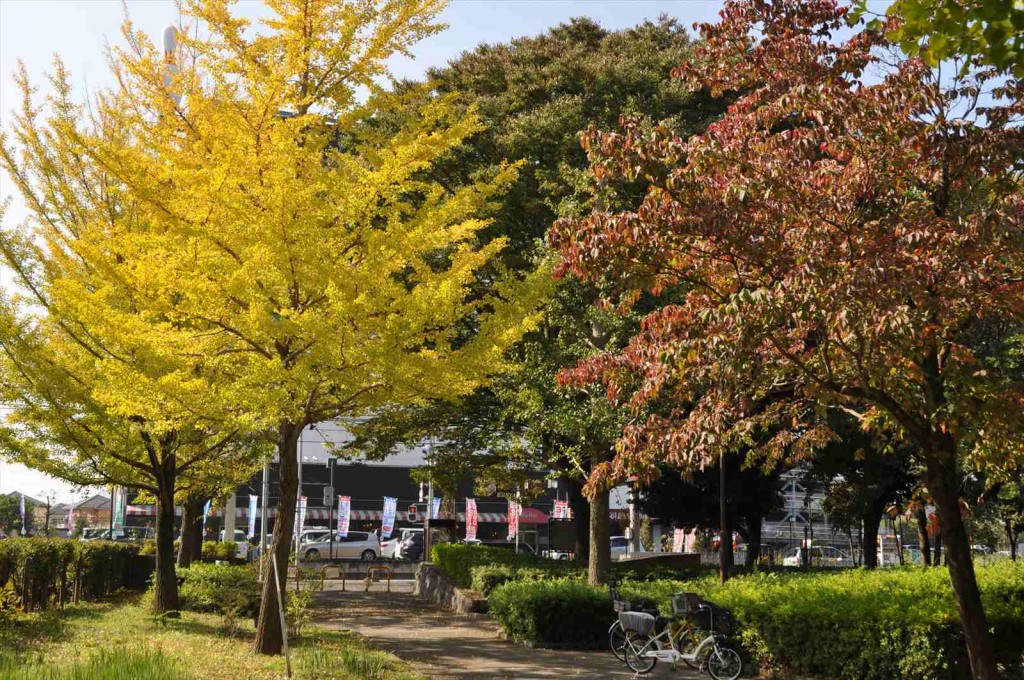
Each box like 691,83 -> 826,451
152,453 -> 178,613
567,477 -> 590,560
916,507 -> 932,567
253,423 -> 300,656
924,447 -> 999,680
934,530 -> 943,566
177,496 -> 204,569
743,511 -> 762,568
587,450 -> 611,587
719,452 -> 730,583
861,501 -> 884,569
1007,519 -> 1017,562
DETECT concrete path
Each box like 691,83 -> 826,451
312,586 -> 699,679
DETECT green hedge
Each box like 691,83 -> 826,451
470,563 -> 582,596
618,562 -> 1024,680
488,578 -> 614,648
177,562 -> 260,616
200,541 -> 238,562
431,544 -> 540,588
0,538 -> 143,611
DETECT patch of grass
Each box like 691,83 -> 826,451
0,594 -> 420,680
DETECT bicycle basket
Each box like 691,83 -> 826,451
713,606 -> 737,635
671,592 -> 705,618
614,597 -> 660,615
618,611 -> 656,637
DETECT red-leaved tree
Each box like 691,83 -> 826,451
550,1 -> 1024,677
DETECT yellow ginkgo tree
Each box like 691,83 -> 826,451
8,0 -> 550,654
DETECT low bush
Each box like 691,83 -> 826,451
200,541 -> 238,563
177,563 -> 260,618
431,543 -> 541,588
0,539 -> 140,611
0,647 -> 188,680
470,563 -> 582,596
487,578 -> 614,648
618,561 -> 1024,680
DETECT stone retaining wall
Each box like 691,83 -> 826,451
414,562 -> 487,614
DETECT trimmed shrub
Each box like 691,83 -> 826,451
177,562 -> 260,617
0,538 -> 141,611
431,543 -> 539,588
619,562 -> 1024,680
470,563 -> 582,596
488,578 -> 614,648
200,541 -> 238,563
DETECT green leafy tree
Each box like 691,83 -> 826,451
0,495 -> 34,535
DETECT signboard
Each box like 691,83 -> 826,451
507,500 -> 520,541
382,496 -> 397,538
337,495 -> 351,538
673,528 -> 685,553
323,486 -> 334,507
465,498 -> 478,541
247,494 -> 258,540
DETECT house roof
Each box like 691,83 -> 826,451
4,492 -> 43,506
72,494 -> 111,510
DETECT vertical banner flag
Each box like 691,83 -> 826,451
684,529 -> 697,553
20,493 -> 26,535
248,494 -> 258,540
672,528 -> 685,553
465,498 -> 478,541
381,496 -> 397,538
67,503 -> 74,533
202,499 -> 212,534
431,497 -> 441,520
337,495 -> 351,538
507,500 -> 520,541
113,487 -> 127,532
553,499 -> 568,519
294,496 -> 308,537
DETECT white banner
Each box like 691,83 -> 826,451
465,498 -> 478,541
431,497 -> 441,519
112,487 -> 126,532
294,496 -> 308,537
673,528 -> 685,553
248,494 -> 258,540
382,496 -> 397,538
20,494 -> 26,535
202,499 -> 212,534
337,495 -> 351,538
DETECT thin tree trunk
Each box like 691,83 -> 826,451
719,452 -> 730,583
253,423 -> 300,655
177,496 -> 204,568
916,507 -> 932,567
587,450 -> 611,587
924,448 -> 999,680
744,512 -> 762,568
1007,520 -> 1017,562
152,455 -> 178,613
934,530 -> 943,566
567,477 -> 590,560
862,503 -> 884,569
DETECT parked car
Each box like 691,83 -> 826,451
610,535 -> 630,556
399,532 -> 425,562
299,528 -> 332,545
301,531 -> 380,561
218,528 -> 250,559
387,528 -> 423,560
782,545 -> 853,567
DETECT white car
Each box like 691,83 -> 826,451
218,528 -> 250,559
298,528 -> 332,545
783,545 -> 853,567
301,531 -> 380,561
611,536 -> 630,556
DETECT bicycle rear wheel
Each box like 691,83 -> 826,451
609,621 -> 627,662
623,632 -> 658,674
707,646 -> 742,680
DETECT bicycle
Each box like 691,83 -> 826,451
618,592 -> 742,679
607,579 -> 660,663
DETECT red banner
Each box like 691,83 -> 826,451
465,498 -> 478,541
507,500 -> 520,541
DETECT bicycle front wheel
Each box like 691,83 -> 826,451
707,646 -> 742,680
609,621 -> 627,662
623,632 -> 658,674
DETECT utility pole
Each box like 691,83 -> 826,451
260,457 -> 270,581
295,428 -> 303,570
424,436 -> 434,562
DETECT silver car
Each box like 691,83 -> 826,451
301,530 -> 380,561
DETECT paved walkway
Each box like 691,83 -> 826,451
312,587 -> 699,679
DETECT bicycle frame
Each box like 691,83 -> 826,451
628,623 -> 719,664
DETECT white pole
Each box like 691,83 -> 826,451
260,457 -> 270,581
295,428 -> 303,569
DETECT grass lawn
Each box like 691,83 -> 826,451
0,594 -> 421,680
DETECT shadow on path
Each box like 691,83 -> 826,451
312,588 -> 695,679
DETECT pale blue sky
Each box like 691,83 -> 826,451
0,0 -> 727,502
